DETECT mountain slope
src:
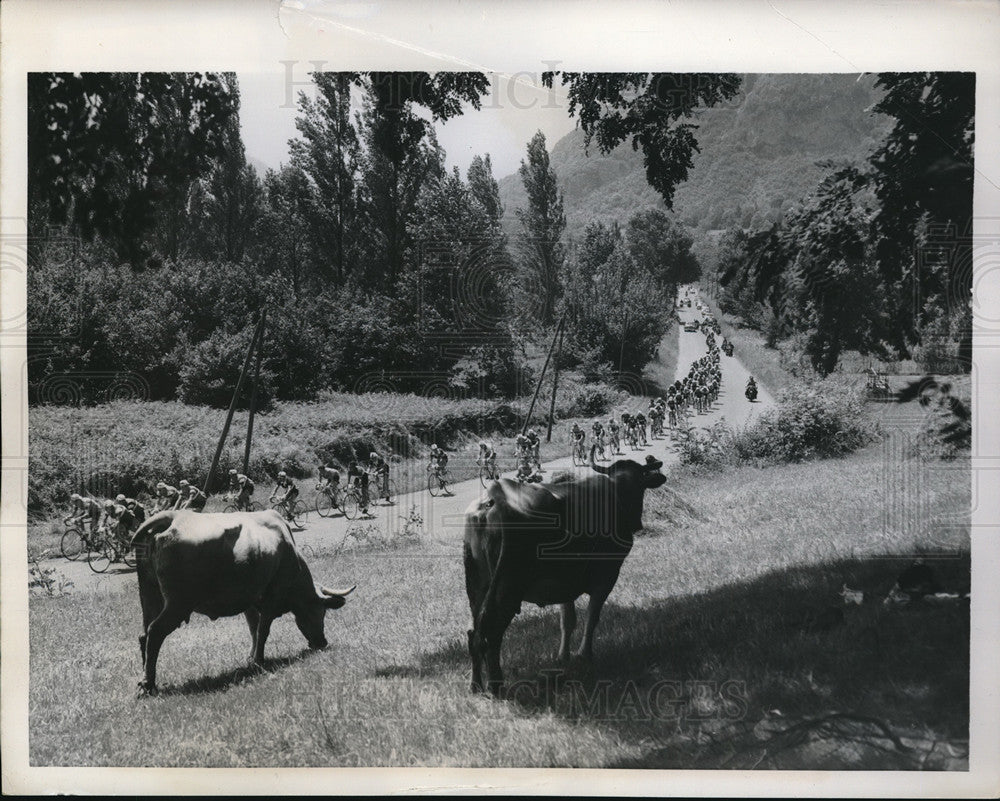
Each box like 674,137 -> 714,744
499,73 -> 892,246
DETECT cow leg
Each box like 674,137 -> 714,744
244,609 -> 263,666
252,614 -> 274,665
575,591 -> 610,661
464,541 -> 488,693
138,604 -> 187,696
558,602 -> 577,661
478,590 -> 522,699
137,571 -> 164,665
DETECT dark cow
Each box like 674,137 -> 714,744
132,509 -> 354,696
463,451 -> 666,697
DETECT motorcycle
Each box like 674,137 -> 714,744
745,383 -> 758,402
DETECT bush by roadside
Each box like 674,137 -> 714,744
677,380 -> 880,470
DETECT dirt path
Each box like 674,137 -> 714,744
47,286 -> 775,592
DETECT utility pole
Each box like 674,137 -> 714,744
545,323 -> 565,443
522,315 -> 565,437
617,309 -> 629,382
242,309 -> 267,476
204,310 -> 266,497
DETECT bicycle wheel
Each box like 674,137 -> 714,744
224,504 -> 239,514
341,491 -> 361,520
61,527 -> 85,561
291,499 -> 307,526
479,465 -> 489,488
315,490 -> 335,518
87,541 -> 112,574
121,541 -> 137,569
247,500 -> 260,512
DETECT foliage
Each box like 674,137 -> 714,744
867,72 -> 975,362
515,131 -> 566,326
542,72 -> 742,208
28,554 -> 74,597
28,72 -> 238,266
894,376 -> 971,460
734,381 -> 880,464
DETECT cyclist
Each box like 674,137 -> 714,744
317,462 -> 341,502
525,428 -> 542,470
270,470 -> 300,516
429,444 -> 449,478
608,418 -> 621,454
102,499 -> 136,553
570,423 -> 585,460
514,433 -> 529,462
635,412 -> 648,445
346,460 -> 370,514
477,440 -> 498,478
154,481 -> 180,513
65,493 -> 102,533
116,493 -> 146,525
176,480 -> 207,512
228,469 -> 256,510
591,421 -> 606,460
369,451 -> 390,502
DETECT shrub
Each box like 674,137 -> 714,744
734,380 -> 879,464
676,420 -> 738,470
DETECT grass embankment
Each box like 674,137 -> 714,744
29,439 -> 969,768
28,373 -> 626,513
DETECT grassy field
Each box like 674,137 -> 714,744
29,438 -> 969,768
27,374 -> 625,517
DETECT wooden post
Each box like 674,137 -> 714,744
545,323 -> 565,443
203,310 -> 266,497
522,315 -> 564,437
242,309 -> 267,476
617,309 -> 629,382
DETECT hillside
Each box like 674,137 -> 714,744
499,73 -> 892,248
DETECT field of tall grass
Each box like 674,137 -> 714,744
28,373 -> 628,520
28,439 -> 970,768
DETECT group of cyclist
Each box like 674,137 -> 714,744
316,451 -> 393,516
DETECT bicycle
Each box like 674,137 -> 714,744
223,493 -> 260,513
315,483 -> 345,518
61,517 -> 99,561
593,434 -> 607,462
626,426 -> 639,450
478,459 -> 500,488
270,495 -> 307,528
427,465 -> 449,496
369,469 -> 397,505
571,440 -> 588,467
87,524 -> 137,574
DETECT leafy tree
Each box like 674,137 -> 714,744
866,72 -> 975,363
350,72 -> 489,286
541,72 -> 742,208
289,72 -> 361,284
467,154 -> 504,228
28,72 -> 238,266
189,74 -> 262,263
515,131 -> 566,326
625,208 -> 699,286
255,166 -> 314,298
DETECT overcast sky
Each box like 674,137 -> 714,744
237,71 -> 578,180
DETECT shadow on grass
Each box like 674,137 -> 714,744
412,551 -> 970,768
159,648 -> 322,697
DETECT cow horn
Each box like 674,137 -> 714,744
589,444 -> 609,474
319,584 -> 356,597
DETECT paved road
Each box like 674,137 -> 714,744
49,287 -> 775,590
